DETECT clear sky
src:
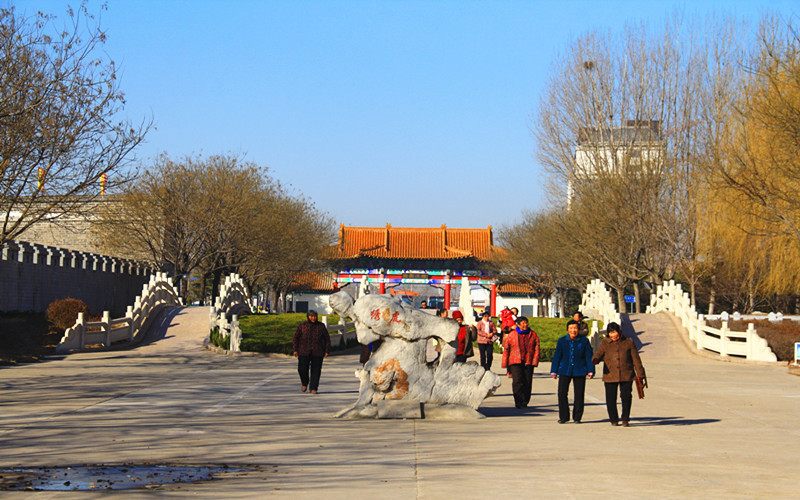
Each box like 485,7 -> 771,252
8,0 -> 799,230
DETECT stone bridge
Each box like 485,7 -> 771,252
1,307 -> 797,497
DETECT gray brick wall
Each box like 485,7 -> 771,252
1,241 -> 153,315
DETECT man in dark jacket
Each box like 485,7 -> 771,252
292,310 -> 331,394
551,319 -> 594,423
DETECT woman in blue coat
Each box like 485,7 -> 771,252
550,319 -> 594,423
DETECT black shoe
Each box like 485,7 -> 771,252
573,420 -> 581,424
558,419 -> 567,424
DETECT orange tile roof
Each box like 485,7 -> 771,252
332,224 -> 501,261
498,283 -> 543,295
290,271 -> 336,292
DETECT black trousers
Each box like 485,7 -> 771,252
509,364 -> 534,408
298,355 -> 324,391
557,375 -> 587,422
604,381 -> 633,423
478,343 -> 494,370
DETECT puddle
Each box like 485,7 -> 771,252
0,464 -> 257,491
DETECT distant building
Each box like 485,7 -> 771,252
569,119 -> 665,200
5,195 -> 126,257
281,224 -> 560,318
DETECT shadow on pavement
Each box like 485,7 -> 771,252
632,416 -> 721,426
621,314 -> 645,350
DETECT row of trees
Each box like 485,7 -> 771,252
96,153 -> 334,307
1,4 -> 336,308
501,13 -> 800,315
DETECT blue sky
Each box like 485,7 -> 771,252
9,0 -> 799,229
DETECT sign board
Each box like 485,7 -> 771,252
624,295 -> 636,303
795,342 -> 800,365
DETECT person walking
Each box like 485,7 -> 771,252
292,310 -> 331,394
501,316 -> 540,409
499,307 -> 517,377
453,310 -> 475,363
592,322 -> 646,426
551,319 -> 594,423
573,312 -> 589,337
476,311 -> 498,371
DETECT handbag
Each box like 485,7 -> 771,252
634,376 -> 648,399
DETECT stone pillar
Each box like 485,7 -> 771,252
490,282 -> 497,317
444,273 -> 451,310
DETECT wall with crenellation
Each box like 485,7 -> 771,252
0,240 -> 153,315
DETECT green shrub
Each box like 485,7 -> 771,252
209,327 -> 230,350
45,298 -> 90,332
238,313 -> 355,354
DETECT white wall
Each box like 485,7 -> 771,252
287,292 -> 334,314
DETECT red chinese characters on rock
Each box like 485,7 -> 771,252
369,308 -> 403,325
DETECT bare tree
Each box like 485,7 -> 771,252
0,3 -> 149,245
99,153 -> 335,306
531,13 -> 746,308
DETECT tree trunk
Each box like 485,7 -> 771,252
615,286 -> 625,313
200,274 -> 208,306
211,269 -> 223,304
690,281 -> 696,308
708,275 -> 716,315
633,281 -> 641,314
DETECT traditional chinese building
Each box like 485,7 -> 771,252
327,224 -> 504,315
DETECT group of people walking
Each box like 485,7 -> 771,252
291,307 -> 646,426
502,313 -> 646,425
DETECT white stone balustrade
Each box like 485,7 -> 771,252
580,279 -> 622,349
647,280 -> 777,362
57,272 -> 182,353
321,315 -> 358,347
208,273 -> 252,353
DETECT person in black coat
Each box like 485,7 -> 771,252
292,310 -> 331,394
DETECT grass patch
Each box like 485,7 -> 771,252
238,313 -> 346,354
237,313 -> 604,360
488,316 -> 604,361
706,319 -> 800,361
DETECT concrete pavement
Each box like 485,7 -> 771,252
1,308 -> 798,498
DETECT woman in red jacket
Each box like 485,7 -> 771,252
501,316 -> 540,409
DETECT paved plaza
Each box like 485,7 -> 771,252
1,307 -> 798,498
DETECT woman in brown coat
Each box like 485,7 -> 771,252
592,322 -> 646,426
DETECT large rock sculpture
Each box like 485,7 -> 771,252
329,291 -> 502,419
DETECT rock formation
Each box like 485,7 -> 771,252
329,291 -> 501,419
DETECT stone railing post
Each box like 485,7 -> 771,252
720,321 -> 728,357
77,312 -> 85,348
102,311 -> 111,347
230,314 -> 241,352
